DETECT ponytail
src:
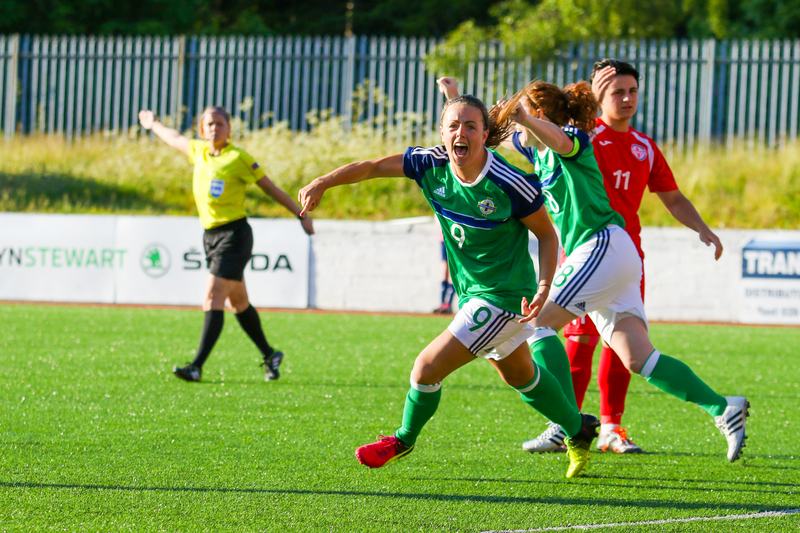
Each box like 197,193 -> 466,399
497,80 -> 599,135
563,81 -> 599,134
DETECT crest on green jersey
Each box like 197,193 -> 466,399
478,198 -> 497,216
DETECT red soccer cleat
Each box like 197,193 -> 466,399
355,435 -> 414,468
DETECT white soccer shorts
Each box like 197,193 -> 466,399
549,224 -> 648,344
448,298 -> 535,361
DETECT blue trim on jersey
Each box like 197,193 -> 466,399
469,309 -> 514,354
485,152 -> 543,219
554,228 -> 610,308
513,128 -> 590,165
512,131 -> 562,189
403,146 -> 449,188
541,163 -> 563,188
431,199 -> 507,229
512,131 -> 537,166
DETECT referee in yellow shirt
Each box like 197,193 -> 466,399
139,106 -> 314,383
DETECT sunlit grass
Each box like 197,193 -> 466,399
1,304 -> 798,532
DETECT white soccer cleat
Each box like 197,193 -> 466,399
522,422 -> 567,453
714,396 -> 750,462
596,426 -> 644,454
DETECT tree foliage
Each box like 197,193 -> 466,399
429,0 -> 800,74
0,0 -> 495,36
0,0 -> 797,44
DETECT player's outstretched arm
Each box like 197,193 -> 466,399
518,208 -> 559,323
138,110 -> 190,155
255,176 -> 315,235
298,154 -> 405,216
512,105 -> 574,155
656,189 -> 723,260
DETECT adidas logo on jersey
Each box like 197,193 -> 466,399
598,140 -> 613,146
434,186 -> 446,197
575,302 -> 586,312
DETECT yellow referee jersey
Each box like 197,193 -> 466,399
187,140 -> 266,229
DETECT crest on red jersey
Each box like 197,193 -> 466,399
631,144 -> 647,161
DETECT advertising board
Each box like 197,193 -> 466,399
740,240 -> 800,325
0,214 -> 309,308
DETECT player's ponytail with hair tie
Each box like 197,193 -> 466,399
563,81 -> 600,134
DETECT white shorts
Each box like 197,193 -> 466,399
549,225 -> 648,344
448,298 -> 535,361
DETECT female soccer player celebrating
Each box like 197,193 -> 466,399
542,59 -> 724,455
495,82 -> 748,463
138,107 -> 314,383
299,94 -> 600,478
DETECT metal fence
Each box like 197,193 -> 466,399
1,34 -> 800,151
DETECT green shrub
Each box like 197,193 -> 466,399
1,123 -> 798,229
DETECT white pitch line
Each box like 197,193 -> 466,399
482,508 -> 800,532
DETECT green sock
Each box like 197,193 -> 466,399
528,328 -> 579,410
516,364 -> 582,438
642,350 -> 728,418
394,382 -> 441,446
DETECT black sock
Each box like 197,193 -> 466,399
235,305 -> 274,359
191,310 -> 224,368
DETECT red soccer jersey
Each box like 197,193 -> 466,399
591,117 -> 678,257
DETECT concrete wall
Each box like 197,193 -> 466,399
309,219 -> 800,324
309,219 -> 443,313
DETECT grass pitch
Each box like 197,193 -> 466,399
1,304 -> 799,532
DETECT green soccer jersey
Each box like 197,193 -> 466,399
403,145 -> 545,313
512,127 -> 624,256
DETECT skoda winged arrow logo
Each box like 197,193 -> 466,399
141,244 -> 171,278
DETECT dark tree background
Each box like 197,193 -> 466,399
0,0 -> 496,36
0,0 -> 797,39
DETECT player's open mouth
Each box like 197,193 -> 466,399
454,142 -> 468,157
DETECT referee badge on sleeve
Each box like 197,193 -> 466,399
210,179 -> 225,198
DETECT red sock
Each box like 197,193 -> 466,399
598,346 -> 632,425
566,338 -> 598,411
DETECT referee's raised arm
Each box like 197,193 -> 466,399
138,110 -> 190,156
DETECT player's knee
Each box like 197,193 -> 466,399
228,293 -> 249,312
628,359 -> 645,374
410,368 -> 441,388
204,289 -> 228,311
410,358 -> 442,385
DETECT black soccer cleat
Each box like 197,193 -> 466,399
573,413 -> 600,442
173,363 -> 202,382
262,351 -> 284,381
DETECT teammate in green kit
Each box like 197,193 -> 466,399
299,94 -> 600,478
494,81 -> 749,463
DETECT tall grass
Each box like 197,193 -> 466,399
1,121 -> 798,228
639,146 -> 800,229
0,119 -> 435,220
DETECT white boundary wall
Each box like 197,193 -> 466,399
2,214 -> 799,325
310,220 -> 800,325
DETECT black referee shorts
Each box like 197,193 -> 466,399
203,217 -> 253,282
